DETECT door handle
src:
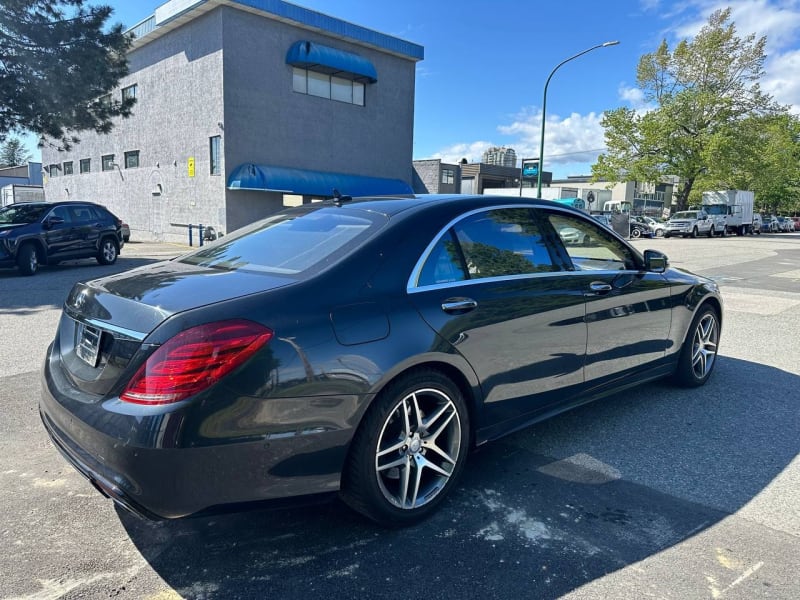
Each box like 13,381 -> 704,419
586,282 -> 613,295
441,298 -> 478,314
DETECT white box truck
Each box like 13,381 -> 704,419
701,190 -> 756,236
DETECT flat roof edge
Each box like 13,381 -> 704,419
127,0 -> 424,61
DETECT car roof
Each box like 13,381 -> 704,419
326,194 -> 588,218
3,201 -> 101,209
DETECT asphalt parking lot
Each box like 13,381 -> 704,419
1,233 -> 799,600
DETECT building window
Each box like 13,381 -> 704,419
48,164 -> 59,177
122,84 -> 137,101
102,154 -> 115,171
124,150 -> 139,169
63,161 -> 73,175
292,67 -> 365,106
209,136 -> 221,175
441,169 -> 455,185
98,94 -> 112,106
80,158 -> 91,173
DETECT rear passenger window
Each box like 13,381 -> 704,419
453,208 -> 557,280
417,208 -> 558,287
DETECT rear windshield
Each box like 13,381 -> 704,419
178,206 -> 383,275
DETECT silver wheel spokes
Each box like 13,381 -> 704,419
375,388 -> 461,510
103,243 -> 116,261
691,314 -> 718,378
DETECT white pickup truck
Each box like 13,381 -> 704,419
664,209 -> 715,238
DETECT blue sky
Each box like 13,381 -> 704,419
19,0 -> 800,179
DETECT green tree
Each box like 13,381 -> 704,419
592,8 -> 784,211
0,0 -> 134,150
698,113 -> 800,214
0,136 -> 32,166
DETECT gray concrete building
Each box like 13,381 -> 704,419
412,159 -> 461,194
41,0 -> 423,243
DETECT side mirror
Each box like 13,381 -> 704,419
644,249 -> 668,273
44,216 -> 65,229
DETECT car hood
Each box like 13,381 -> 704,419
0,223 -> 28,232
67,259 -> 295,336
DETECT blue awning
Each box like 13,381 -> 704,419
286,40 -> 377,83
227,163 -> 412,197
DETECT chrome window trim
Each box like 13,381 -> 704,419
407,267 -> 645,295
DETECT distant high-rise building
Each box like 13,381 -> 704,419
482,146 -> 517,167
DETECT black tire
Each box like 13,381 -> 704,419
97,237 -> 119,265
672,306 -> 720,387
631,227 -> 641,239
707,226 -> 714,238
691,227 -> 698,238
664,232 -> 671,238
341,369 -> 470,526
655,229 -> 665,237
16,243 -> 39,276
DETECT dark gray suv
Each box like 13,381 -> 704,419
0,201 -> 124,276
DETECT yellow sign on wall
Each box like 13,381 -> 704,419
188,157 -> 195,177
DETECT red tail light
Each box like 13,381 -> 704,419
120,319 -> 273,405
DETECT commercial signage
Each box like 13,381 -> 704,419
522,160 -> 539,179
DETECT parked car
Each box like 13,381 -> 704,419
629,218 -> 653,239
558,226 -> 590,245
40,195 -> 722,526
640,216 -> 667,237
664,210 -> 714,238
0,201 -> 124,275
751,213 -> 762,235
121,222 -> 131,243
762,215 -> 780,233
792,217 -> 800,232
777,216 -> 795,232
591,214 -> 613,229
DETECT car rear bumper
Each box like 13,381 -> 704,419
39,347 -> 352,519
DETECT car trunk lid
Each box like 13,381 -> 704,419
56,260 -> 294,398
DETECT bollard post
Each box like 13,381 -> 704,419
199,224 -> 204,246
188,223 -> 193,247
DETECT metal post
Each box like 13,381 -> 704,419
537,41 -> 620,198
188,224 -> 193,247
199,224 -> 204,247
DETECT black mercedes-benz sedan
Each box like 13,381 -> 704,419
40,195 -> 722,526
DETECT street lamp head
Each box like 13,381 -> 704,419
602,40 -> 620,47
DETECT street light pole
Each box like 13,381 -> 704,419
536,40 -> 620,198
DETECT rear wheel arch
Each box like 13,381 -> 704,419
359,361 -> 480,450
340,363 -> 477,525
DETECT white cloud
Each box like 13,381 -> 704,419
643,1 -> 800,110
763,48 -> 800,111
429,109 -> 607,178
431,141 -> 496,165
618,85 -> 657,114
497,109 -> 607,166
667,1 -> 800,50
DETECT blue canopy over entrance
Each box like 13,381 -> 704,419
286,40 -> 378,82
227,163 -> 412,197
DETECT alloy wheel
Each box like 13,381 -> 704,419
691,313 -> 718,379
374,387 -> 462,510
